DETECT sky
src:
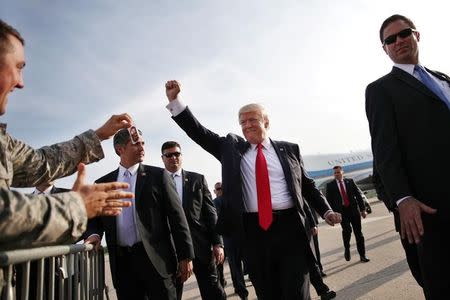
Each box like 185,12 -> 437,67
3,0 -> 450,191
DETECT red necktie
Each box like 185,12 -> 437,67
339,180 -> 350,207
255,143 -> 272,230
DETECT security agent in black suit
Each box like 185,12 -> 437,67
84,129 -> 194,300
160,141 -> 226,300
303,201 -> 336,300
372,163 -> 423,288
214,182 -> 249,300
366,14 -> 450,299
325,166 -> 369,263
164,80 -> 341,300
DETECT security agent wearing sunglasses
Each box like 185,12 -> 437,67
366,14 -> 450,299
161,141 -> 226,300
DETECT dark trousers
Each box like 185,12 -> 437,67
416,215 -> 450,300
393,210 -> 423,288
243,208 -> 310,300
312,234 -> 323,271
308,259 -> 329,296
224,236 -> 248,298
176,257 -> 226,300
341,207 -> 366,257
115,243 -> 177,300
216,261 -> 226,288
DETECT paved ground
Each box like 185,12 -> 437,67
105,198 -> 425,300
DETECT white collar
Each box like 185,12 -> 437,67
250,137 -> 271,151
119,163 -> 139,177
34,185 -> 54,194
394,63 -> 423,76
166,168 -> 182,177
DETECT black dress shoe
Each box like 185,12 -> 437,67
344,249 -> 351,261
320,270 -> 327,277
320,290 -> 337,300
360,256 -> 370,263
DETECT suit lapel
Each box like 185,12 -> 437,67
134,164 -> 147,205
181,170 -> 190,209
392,66 -> 444,104
271,140 -> 295,194
238,140 -> 251,156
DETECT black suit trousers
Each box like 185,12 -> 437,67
176,256 -> 225,300
417,215 -> 450,299
115,243 -> 177,300
224,235 -> 248,298
340,206 -> 366,256
243,209 -> 310,300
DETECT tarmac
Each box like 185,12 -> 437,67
105,198 -> 425,300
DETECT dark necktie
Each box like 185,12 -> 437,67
255,143 -> 272,230
414,65 -> 450,109
339,180 -> 350,207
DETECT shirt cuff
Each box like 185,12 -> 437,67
166,98 -> 187,116
396,196 -> 412,206
323,209 -> 333,219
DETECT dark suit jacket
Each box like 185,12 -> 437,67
50,186 -> 70,194
172,107 -> 331,244
85,164 -> 194,286
325,178 -> 365,214
180,169 -> 222,263
366,66 -> 450,219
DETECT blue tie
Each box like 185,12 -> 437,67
414,65 -> 450,109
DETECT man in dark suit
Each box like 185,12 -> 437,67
85,129 -> 194,300
160,141 -> 226,300
325,166 -> 369,263
366,14 -> 450,299
214,181 -> 248,300
164,80 -> 341,300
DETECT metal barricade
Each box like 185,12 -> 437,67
0,244 -> 106,300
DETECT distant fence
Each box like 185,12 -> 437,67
0,244 -> 107,300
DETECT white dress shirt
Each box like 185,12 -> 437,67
241,138 -> 294,212
116,163 -> 142,246
166,169 -> 183,203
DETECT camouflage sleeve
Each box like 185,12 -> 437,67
8,130 -> 104,188
0,189 -> 87,250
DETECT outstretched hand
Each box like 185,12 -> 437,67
95,113 -> 133,141
165,80 -> 181,101
72,163 -> 133,218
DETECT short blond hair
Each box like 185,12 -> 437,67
238,103 -> 268,122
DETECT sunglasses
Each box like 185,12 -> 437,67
383,28 -> 416,46
163,152 -> 181,158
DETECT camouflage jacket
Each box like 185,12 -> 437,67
0,124 -> 105,250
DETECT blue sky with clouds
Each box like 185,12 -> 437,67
3,0 -> 450,189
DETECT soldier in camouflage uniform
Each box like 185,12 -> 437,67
0,19 -> 134,250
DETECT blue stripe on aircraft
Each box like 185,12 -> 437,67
307,160 -> 373,178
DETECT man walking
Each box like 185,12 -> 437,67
325,166 -> 369,263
